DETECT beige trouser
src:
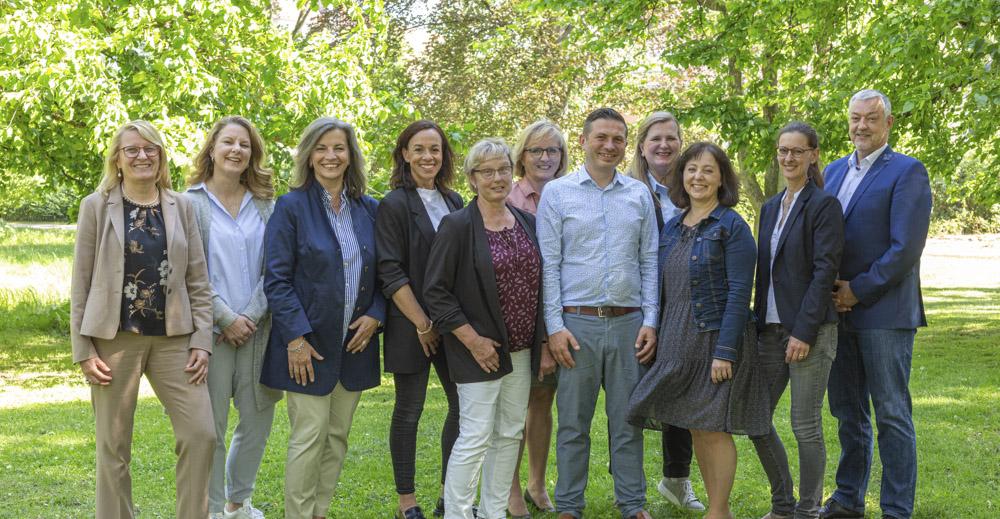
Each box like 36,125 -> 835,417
91,332 -> 216,519
284,382 -> 363,519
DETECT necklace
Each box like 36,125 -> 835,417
122,184 -> 159,207
207,179 -> 245,216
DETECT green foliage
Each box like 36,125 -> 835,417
930,151 -> 1000,234
528,0 -> 1000,220
0,0 -> 410,207
0,174 -> 76,221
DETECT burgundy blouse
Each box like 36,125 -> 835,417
485,223 -> 540,352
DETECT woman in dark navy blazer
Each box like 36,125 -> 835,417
375,120 -> 464,519
261,116 -> 386,519
749,122 -> 844,519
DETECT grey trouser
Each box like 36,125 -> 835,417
751,322 -> 837,518
555,311 -> 647,519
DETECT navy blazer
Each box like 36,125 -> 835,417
423,198 -> 545,384
754,181 -> 844,345
823,146 -> 932,329
375,186 -> 463,374
261,181 -> 386,395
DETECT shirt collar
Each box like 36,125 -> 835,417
849,143 -> 888,170
514,178 -> 540,198
646,171 -> 669,194
187,182 -> 207,192
575,164 -> 623,188
321,188 -> 350,208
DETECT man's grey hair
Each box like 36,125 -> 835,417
849,89 -> 892,119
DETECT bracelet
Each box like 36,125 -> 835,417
287,338 -> 305,353
416,320 -> 434,335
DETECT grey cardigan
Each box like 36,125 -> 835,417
186,188 -> 282,411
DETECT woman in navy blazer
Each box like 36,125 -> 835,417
262,117 -> 386,519
750,122 -> 844,519
375,120 -> 465,519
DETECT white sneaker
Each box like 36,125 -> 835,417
209,513 -> 225,519
223,498 -> 266,519
658,477 -> 706,511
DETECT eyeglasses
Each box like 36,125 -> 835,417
525,147 -> 561,159
776,147 -> 815,159
121,146 -> 160,158
472,166 -> 513,179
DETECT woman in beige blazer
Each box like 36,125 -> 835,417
71,119 -> 216,519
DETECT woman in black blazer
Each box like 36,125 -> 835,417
375,120 -> 464,519
424,138 -> 545,519
750,122 -> 845,519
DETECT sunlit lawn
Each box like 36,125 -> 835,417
1,226 -> 998,518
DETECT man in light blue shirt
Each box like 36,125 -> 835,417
536,108 -> 658,519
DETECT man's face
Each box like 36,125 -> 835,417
849,97 -> 893,157
579,118 -> 627,174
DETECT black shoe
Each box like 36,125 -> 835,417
396,506 -> 427,519
819,498 -> 865,519
433,498 -> 477,518
523,489 -> 555,513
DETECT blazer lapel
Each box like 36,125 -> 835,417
107,185 -> 125,248
406,188 -> 437,246
161,189 -> 178,258
775,182 -> 813,257
758,195 -> 779,262
470,199 -> 508,344
845,147 -> 893,218
825,161 -> 848,198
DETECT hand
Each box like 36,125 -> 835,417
218,315 -> 256,346
80,356 -> 112,386
548,329 -> 579,369
785,336 -> 812,363
466,335 -> 501,373
634,325 -> 657,364
345,316 -> 379,354
287,337 -> 324,387
184,348 -> 210,385
416,319 -> 441,357
710,358 -> 732,384
538,341 -> 557,381
832,279 -> 858,312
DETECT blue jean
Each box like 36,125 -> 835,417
827,318 -> 917,519
751,323 -> 837,519
555,311 -> 647,519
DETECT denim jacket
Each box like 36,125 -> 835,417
659,205 -> 756,362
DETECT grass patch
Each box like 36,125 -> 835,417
1,229 -> 998,518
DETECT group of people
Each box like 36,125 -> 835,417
70,88 -> 931,519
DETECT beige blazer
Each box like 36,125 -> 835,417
70,185 -> 213,363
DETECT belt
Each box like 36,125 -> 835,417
563,306 -> 641,318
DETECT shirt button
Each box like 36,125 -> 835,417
691,255 -> 697,261
697,237 -> 702,242
695,303 -> 702,308
692,280 -> 699,286
699,322 -> 706,328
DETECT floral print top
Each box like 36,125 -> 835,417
485,223 -> 540,353
120,196 -> 168,335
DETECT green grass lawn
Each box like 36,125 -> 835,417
1,226 -> 998,518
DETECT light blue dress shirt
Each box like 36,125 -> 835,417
188,183 -> 265,335
536,165 -> 659,334
647,171 -> 682,222
323,189 -> 362,342
837,143 -> 888,212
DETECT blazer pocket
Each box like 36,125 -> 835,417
80,286 -> 109,335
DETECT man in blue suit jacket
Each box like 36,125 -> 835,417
819,90 -> 932,519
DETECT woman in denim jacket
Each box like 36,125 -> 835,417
627,142 -> 769,519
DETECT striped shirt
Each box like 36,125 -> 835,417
323,189 -> 362,342
536,165 -> 659,333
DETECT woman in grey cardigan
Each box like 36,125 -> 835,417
185,115 -> 282,519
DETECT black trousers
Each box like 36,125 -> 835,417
661,425 -> 693,478
389,352 -> 461,495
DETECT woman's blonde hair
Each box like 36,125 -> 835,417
628,111 -> 683,208
186,115 -> 275,199
98,120 -> 172,195
292,117 -> 368,199
511,120 -> 568,179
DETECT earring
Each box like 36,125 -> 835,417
211,156 -> 215,163
117,168 -> 122,178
